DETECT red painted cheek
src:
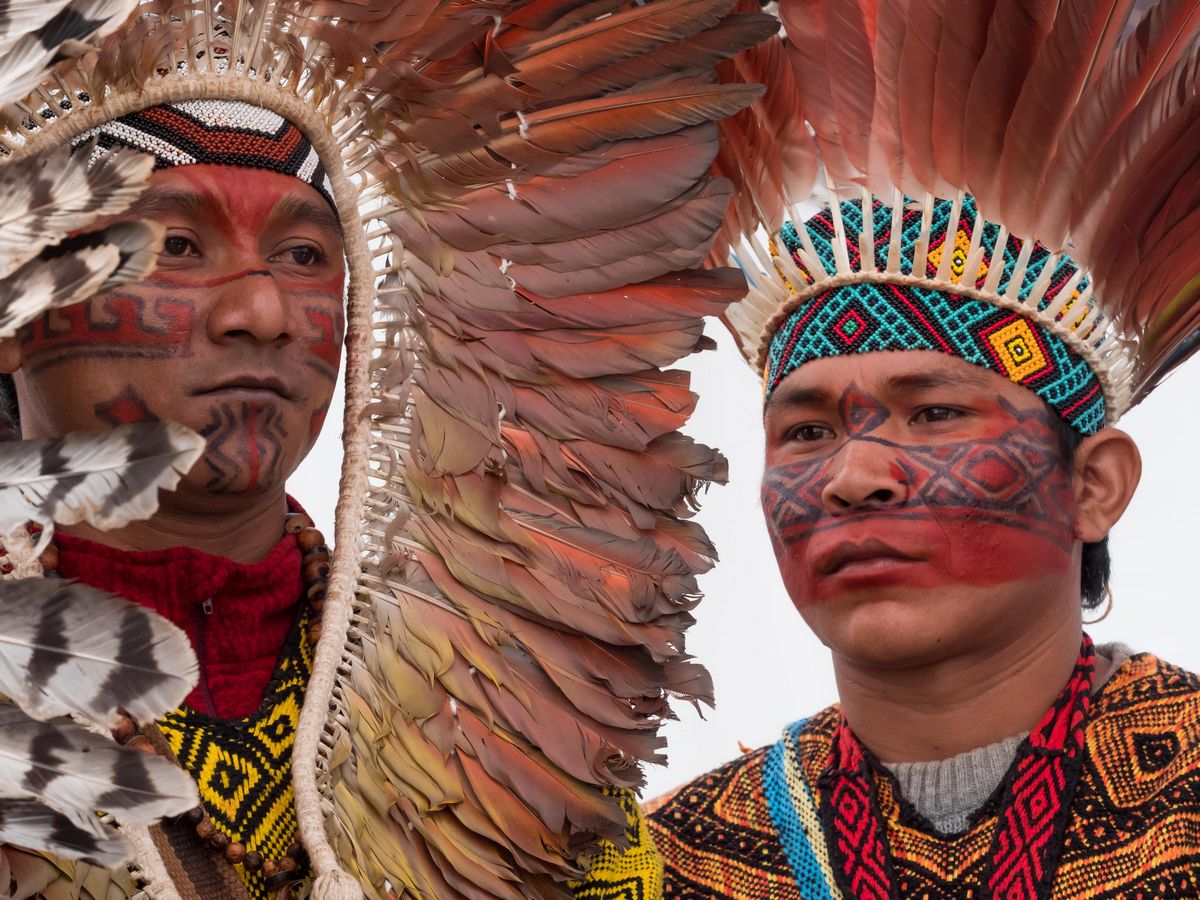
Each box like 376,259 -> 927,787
19,292 -> 196,369
309,403 -> 329,441
303,308 -> 343,375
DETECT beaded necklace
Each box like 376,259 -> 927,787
816,634 -> 1095,900
39,512 -> 329,900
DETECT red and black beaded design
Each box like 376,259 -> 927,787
75,99 -> 334,210
817,635 -> 1095,900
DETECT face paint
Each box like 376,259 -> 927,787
19,291 -> 196,373
762,384 -> 1076,606
302,306 -> 344,380
12,165 -> 346,501
197,400 -> 288,493
94,385 -> 159,426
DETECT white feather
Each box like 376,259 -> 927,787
0,578 -> 198,726
0,0 -> 138,106
0,705 -> 198,827
0,220 -> 165,337
0,421 -> 205,546
0,799 -> 130,866
0,144 -> 154,280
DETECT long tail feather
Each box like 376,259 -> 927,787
0,800 -> 128,867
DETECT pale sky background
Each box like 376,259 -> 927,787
293,324 -> 1200,800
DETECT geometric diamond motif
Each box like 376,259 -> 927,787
1133,732 -> 1180,775
986,318 -> 1050,382
833,308 -> 870,346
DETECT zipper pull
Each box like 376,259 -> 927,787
201,597 -> 214,616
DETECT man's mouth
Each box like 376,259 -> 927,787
819,539 -> 921,575
194,375 -> 292,399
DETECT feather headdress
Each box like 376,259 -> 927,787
1,0 -> 769,897
717,0 -> 1200,425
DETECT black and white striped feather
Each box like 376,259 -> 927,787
0,220 -> 165,337
0,421 -> 205,550
0,704 -> 197,828
0,799 -> 129,867
0,143 -> 153,281
0,0 -> 137,105
0,578 -> 197,726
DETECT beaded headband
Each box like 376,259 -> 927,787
763,195 -> 1106,435
75,100 -> 335,211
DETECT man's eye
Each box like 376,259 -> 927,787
162,235 -> 196,257
285,246 -> 321,266
913,406 -> 962,423
788,423 -> 835,442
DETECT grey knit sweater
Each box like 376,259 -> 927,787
879,643 -> 1131,834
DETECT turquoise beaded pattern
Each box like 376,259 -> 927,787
764,196 -> 1106,435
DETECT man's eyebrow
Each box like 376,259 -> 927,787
884,368 -> 996,394
272,194 -> 343,238
123,188 -> 209,219
764,383 -> 836,414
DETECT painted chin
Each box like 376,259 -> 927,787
777,516 -> 1073,606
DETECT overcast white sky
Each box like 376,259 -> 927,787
293,324 -> 1200,800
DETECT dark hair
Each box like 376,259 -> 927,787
1048,412 -> 1110,610
0,373 -> 18,441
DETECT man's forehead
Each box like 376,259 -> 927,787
127,166 -> 343,239
766,352 -> 1010,411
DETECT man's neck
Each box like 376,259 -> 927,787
832,617 -> 1083,763
61,490 -> 290,564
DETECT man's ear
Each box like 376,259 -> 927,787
0,338 -> 20,375
1073,427 -> 1141,542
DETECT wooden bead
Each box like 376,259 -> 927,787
284,514 -> 312,534
38,544 -> 58,573
303,559 -> 330,581
183,807 -> 205,827
297,528 -> 324,550
209,831 -> 229,850
286,843 -> 304,862
306,581 -> 327,602
111,715 -> 137,745
307,624 -> 322,645
196,820 -> 216,841
224,842 -> 246,864
261,859 -> 279,878
243,851 -> 264,873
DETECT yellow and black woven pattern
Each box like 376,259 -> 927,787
648,654 -> 1200,898
158,609 -> 311,900
570,788 -> 663,899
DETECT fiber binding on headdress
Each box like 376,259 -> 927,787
713,0 -> 1200,432
1,1 -> 771,897
75,100 -> 335,211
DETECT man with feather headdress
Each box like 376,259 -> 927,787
0,0 -> 775,898
646,0 -> 1200,898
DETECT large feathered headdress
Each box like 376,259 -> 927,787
716,0 -> 1200,431
0,1 -> 771,897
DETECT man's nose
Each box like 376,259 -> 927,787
820,438 -> 908,514
206,269 -> 292,345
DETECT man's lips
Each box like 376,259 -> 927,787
818,539 -> 922,575
193,374 -> 292,399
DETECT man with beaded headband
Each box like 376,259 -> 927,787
0,1 -> 775,899
647,0 -> 1200,897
